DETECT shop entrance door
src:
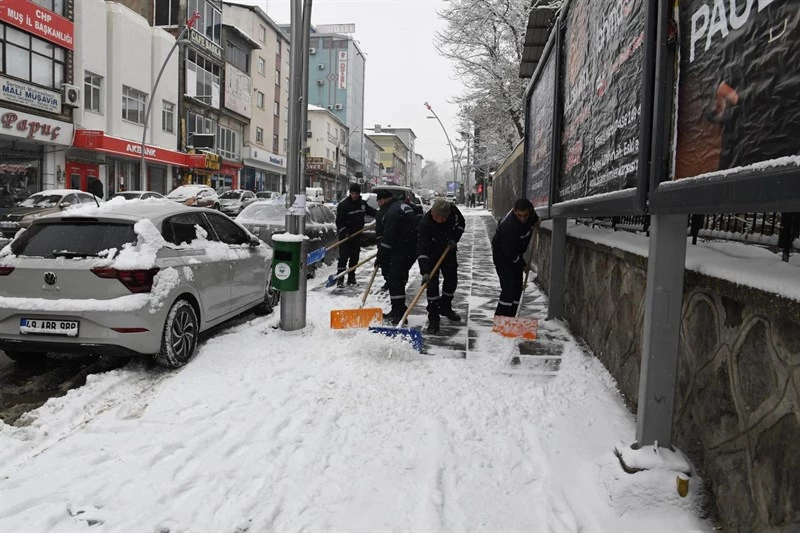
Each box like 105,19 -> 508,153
66,162 -> 100,193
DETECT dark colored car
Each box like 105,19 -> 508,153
236,200 -> 338,276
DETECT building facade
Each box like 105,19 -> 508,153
1,0 -> 76,206
362,134 -> 383,187
306,104 -> 349,201
223,2 -> 289,194
365,132 -> 409,186
379,127 -> 416,188
304,24 -> 365,176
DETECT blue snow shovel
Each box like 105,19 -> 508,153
308,222 -> 375,266
369,244 -> 453,352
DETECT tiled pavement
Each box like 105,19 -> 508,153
321,211 -> 565,374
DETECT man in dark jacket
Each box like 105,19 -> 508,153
417,198 -> 465,334
334,183 -> 377,287
376,189 -> 418,324
88,176 -> 104,200
491,198 -> 539,317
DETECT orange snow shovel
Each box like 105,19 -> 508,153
330,262 -> 383,329
492,230 -> 539,340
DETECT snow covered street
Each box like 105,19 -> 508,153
0,210 -> 710,532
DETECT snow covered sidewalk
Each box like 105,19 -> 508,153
0,210 -> 710,532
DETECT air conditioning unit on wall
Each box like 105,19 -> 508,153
309,47 -> 316,54
334,104 -> 342,110
316,79 -> 324,86
326,105 -> 333,110
318,63 -> 325,70
62,84 -> 81,107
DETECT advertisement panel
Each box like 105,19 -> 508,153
673,1 -> 800,180
224,64 -> 251,118
338,51 -> 347,90
0,0 -> 74,50
0,76 -> 61,113
558,0 -> 645,202
526,50 -> 556,209
446,181 -> 459,194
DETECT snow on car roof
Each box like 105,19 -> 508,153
28,189 -> 86,196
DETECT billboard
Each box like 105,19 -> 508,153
224,64 -> 252,119
525,49 -> 556,210
446,181 -> 459,194
673,1 -> 800,180
557,0 -> 645,203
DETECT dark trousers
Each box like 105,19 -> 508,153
426,251 -> 458,318
387,243 -> 416,312
337,238 -> 361,275
493,254 -> 523,316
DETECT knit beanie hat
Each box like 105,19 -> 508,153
431,198 -> 451,217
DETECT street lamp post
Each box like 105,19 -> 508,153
140,12 -> 200,189
424,102 -> 458,198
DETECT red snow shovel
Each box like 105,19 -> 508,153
369,244 -> 453,352
330,262 -> 383,329
492,231 -> 539,340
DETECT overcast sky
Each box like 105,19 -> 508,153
236,0 -> 466,165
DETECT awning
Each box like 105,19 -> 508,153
72,130 -> 204,168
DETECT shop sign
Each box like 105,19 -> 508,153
268,155 -> 284,166
204,152 -> 221,171
0,0 -> 74,50
337,51 -> 347,90
72,129 -> 191,167
224,64 -> 251,118
220,163 -> 241,176
188,28 -> 222,60
0,106 -> 72,145
0,76 -> 61,113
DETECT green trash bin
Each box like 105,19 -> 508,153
270,233 -> 305,291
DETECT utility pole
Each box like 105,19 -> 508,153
140,11 -> 200,189
281,0 -> 313,331
424,102 -> 457,195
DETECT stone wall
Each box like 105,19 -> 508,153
534,226 -> 800,532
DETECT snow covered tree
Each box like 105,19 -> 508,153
436,0 -> 562,174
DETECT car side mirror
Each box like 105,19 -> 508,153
59,202 -> 71,208
249,235 -> 260,247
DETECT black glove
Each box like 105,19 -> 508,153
447,239 -> 457,249
420,273 -> 430,285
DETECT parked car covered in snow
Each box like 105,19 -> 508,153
166,185 -> 220,210
0,189 -> 102,240
0,200 -> 278,368
219,189 -> 257,216
112,191 -> 165,201
236,200 -> 338,276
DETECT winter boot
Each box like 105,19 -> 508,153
426,300 -> 440,334
347,272 -> 357,286
440,296 -> 462,322
336,268 -> 345,288
384,303 -> 407,326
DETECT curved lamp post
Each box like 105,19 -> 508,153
424,101 -> 459,195
140,11 -> 201,189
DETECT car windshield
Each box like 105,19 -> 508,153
113,192 -> 141,200
219,191 -> 242,199
237,202 -> 286,223
256,192 -> 276,199
18,194 -> 63,208
10,221 -> 138,258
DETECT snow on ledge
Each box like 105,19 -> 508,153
614,441 -> 692,474
272,233 -> 308,243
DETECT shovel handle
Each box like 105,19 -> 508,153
359,263 -> 380,309
329,253 -> 377,284
516,225 -> 539,318
399,244 -> 452,326
326,222 -> 376,253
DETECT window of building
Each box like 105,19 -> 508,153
341,129 -> 346,143
122,85 -> 147,124
276,38 -> 281,55
273,101 -> 279,117
326,148 -> 330,160
256,127 -> 264,144
259,25 -> 266,43
275,70 -> 280,86
257,91 -> 265,109
306,120 -> 311,130
217,124 -> 240,160
1,26 -> 66,90
84,72 -> 102,113
162,101 -> 175,133
258,56 -> 265,75
187,111 -> 216,146
283,138 -> 287,152
187,0 -> 221,45
154,0 -> 180,25
186,49 -> 220,105
30,0 -> 65,16
225,41 -> 248,73
272,134 -> 279,152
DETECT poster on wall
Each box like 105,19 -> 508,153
526,50 -> 556,209
558,0 -> 645,203
673,1 -> 800,180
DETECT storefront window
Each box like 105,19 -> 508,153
0,157 -> 41,208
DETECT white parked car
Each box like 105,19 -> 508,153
0,200 -> 278,368
112,191 -> 165,200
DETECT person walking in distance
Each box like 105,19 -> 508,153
334,183 -> 376,287
417,198 -> 466,334
375,189 -> 418,325
492,198 -> 539,317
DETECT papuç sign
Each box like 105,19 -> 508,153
0,0 -> 74,50
0,106 -> 73,145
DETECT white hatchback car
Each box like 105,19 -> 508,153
0,200 -> 278,368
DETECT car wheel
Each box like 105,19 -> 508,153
255,285 -> 280,314
153,299 -> 198,369
3,350 -> 47,365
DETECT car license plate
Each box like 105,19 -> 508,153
20,318 -> 79,337
0,221 -> 18,228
